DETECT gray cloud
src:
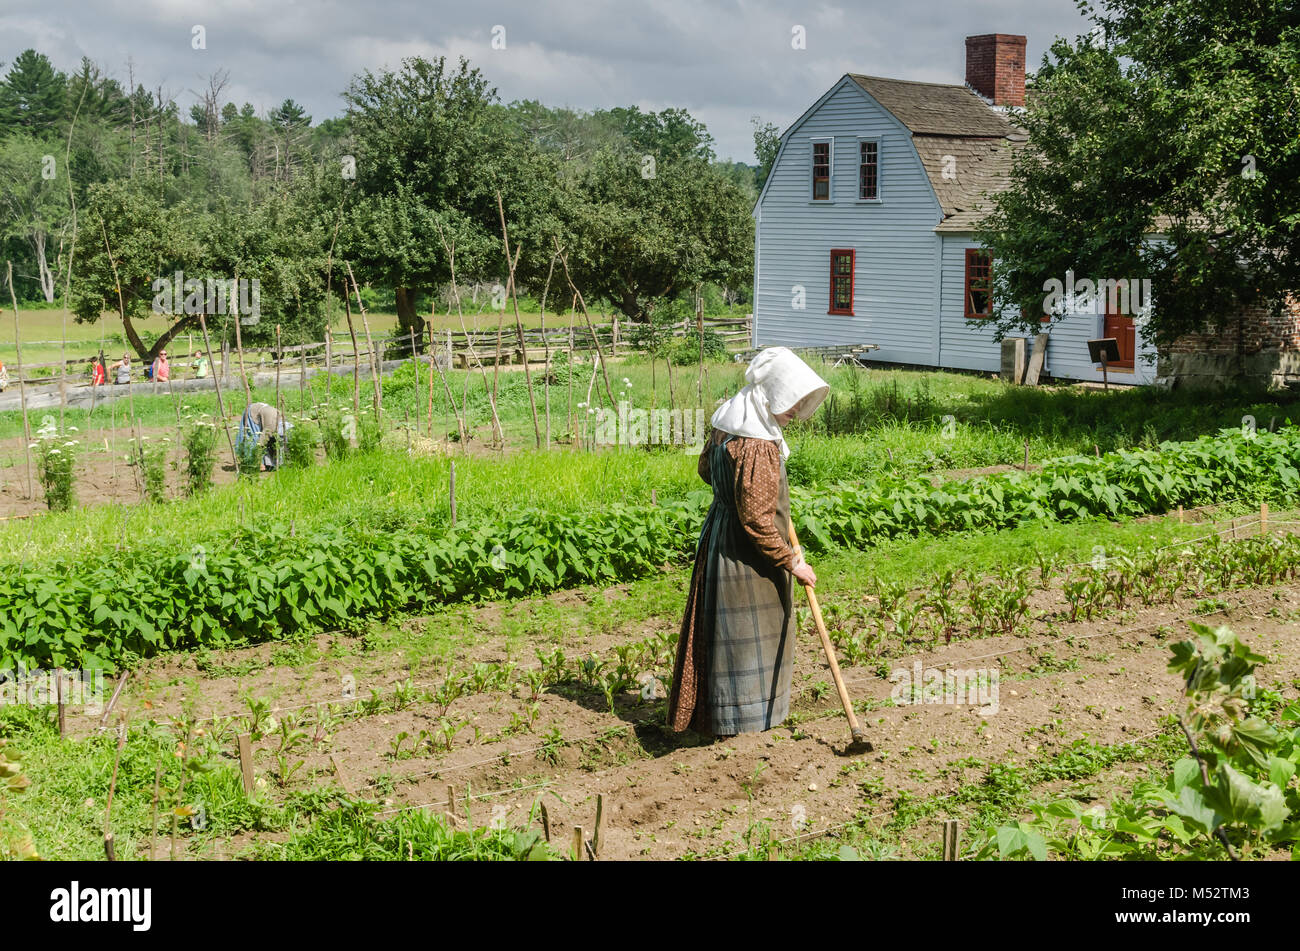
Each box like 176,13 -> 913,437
0,0 -> 1095,161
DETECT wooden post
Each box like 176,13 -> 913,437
343,291 -> 360,417
572,825 -> 584,861
1177,505 -> 1184,524
446,784 -> 457,825
1023,439 -> 1030,472
1260,501 -> 1268,535
274,324 -> 282,417
593,793 -> 604,857
942,819 -> 960,860
148,755 -> 161,861
346,264 -> 382,422
449,461 -> 457,527
325,332 -> 333,408
410,326 -> 422,436
103,720 -> 127,862
299,341 -> 307,412
199,315 -> 238,467
540,803 -> 551,842
5,262 -> 34,499
237,733 -> 255,795
232,291 -> 252,405
56,668 -> 65,738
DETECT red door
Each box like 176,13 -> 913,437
1103,305 -> 1135,369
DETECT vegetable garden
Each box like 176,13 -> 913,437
3,364 -> 1300,861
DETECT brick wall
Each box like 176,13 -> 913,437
965,34 -> 1026,107
1168,296 -> 1300,355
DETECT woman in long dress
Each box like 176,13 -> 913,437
667,347 -> 830,739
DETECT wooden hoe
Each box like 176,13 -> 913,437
788,517 -> 873,754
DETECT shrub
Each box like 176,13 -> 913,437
358,412 -> 383,454
320,408 -> 351,461
183,418 -> 219,495
32,420 -> 77,512
284,419 -> 317,469
129,436 -> 170,504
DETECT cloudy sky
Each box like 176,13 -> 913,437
0,0 -> 1097,161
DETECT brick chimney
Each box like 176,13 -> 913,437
965,34 -> 1026,107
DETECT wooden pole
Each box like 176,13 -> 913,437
409,326 -> 421,435
572,825 -> 584,861
449,461 -> 457,527
593,793 -> 604,857
274,324 -> 282,415
497,193 -> 541,449
346,264 -> 381,421
540,803 -> 551,842
148,754 -> 161,861
232,280 -> 252,405
942,818 -> 960,860
103,720 -> 127,861
556,242 -> 615,407
325,332 -> 333,409
237,733 -> 255,795
1023,439 -> 1030,471
56,668 -> 65,738
5,262 -> 34,498
198,315 -> 237,467
343,284 -> 360,417
1261,501 -> 1268,535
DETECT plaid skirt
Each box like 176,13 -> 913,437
667,439 -> 794,735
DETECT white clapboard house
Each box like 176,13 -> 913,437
751,34 -> 1157,384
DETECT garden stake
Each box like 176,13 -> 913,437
540,802 -> 551,842
1260,502 -> 1268,535
942,819 -> 960,860
572,825 -> 584,860
787,518 -> 871,753
593,793 -> 604,857
237,734 -> 255,795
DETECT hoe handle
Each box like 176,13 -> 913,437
788,519 -> 866,742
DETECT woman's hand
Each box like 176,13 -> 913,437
792,556 -> 817,588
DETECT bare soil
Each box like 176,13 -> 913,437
65,550 -> 1300,861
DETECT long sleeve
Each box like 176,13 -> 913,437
730,437 -> 796,571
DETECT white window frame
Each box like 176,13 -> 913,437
809,137 -> 834,203
856,136 -> 882,203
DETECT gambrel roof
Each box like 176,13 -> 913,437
848,74 -> 1025,233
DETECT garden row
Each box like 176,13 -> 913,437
3,426 -> 1298,671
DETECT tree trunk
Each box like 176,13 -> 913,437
395,286 -> 426,352
34,231 -> 54,303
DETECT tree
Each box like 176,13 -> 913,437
752,118 -> 779,192
0,133 -> 71,301
976,0 -> 1300,355
0,50 -> 66,136
340,55 -> 564,346
562,146 -> 753,322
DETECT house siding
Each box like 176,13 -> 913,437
756,77 -> 1160,384
754,78 -> 943,366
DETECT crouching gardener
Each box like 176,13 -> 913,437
666,346 -> 830,740
237,401 -> 293,471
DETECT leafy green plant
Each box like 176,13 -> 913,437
182,417 -> 219,495
130,435 -> 170,504
33,421 -> 77,512
284,418 -> 318,469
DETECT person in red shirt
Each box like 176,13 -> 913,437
91,357 -> 106,386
